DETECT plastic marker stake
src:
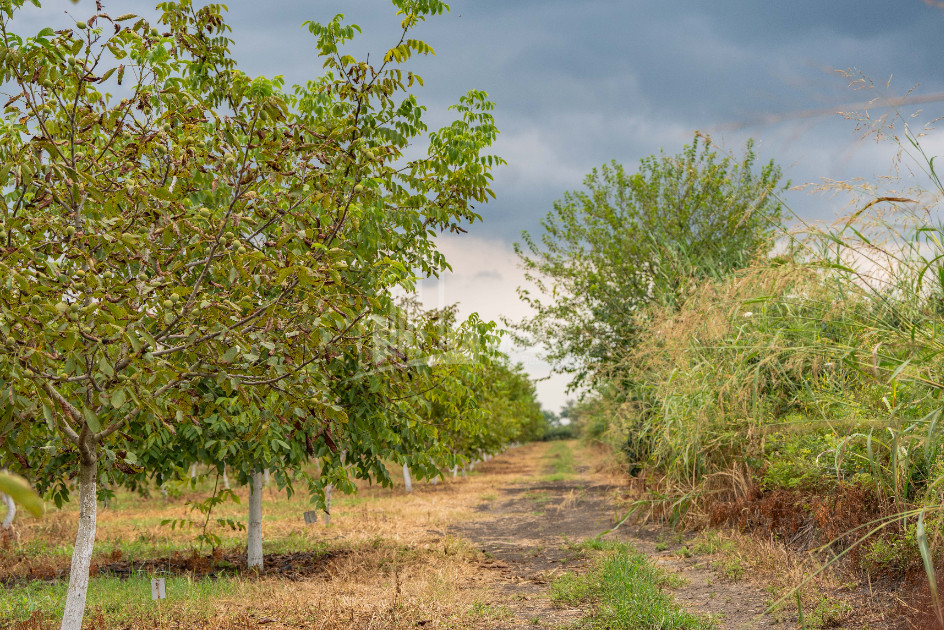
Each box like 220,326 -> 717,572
151,577 -> 166,600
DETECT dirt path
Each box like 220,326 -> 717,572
2,441 -> 821,629
452,441 -> 788,630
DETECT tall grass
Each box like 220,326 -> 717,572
579,109 -> 944,585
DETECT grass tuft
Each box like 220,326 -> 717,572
550,540 -> 714,629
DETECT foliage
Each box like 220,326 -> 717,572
0,0 -> 505,499
0,470 -> 43,517
0,0 -> 524,626
514,133 -> 786,388
542,101 -> 944,594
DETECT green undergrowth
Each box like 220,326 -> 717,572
550,539 -> 716,629
0,574 -> 239,625
541,440 -> 577,481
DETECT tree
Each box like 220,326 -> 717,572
0,1 -> 502,627
514,133 -> 787,388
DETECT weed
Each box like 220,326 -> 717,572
691,531 -> 736,556
711,557 -> 745,581
541,442 -> 577,480
550,540 -> 716,629
806,596 -> 852,629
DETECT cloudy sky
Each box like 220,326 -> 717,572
13,1 -> 944,411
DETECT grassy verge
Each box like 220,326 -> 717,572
541,440 -> 577,481
682,529 -> 855,629
550,539 -> 716,630
0,575 -> 239,627
0,443 -> 565,629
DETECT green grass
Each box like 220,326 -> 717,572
541,441 -> 576,480
0,574 -> 241,624
550,540 -> 714,629
691,531 -> 736,556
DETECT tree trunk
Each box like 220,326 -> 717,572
247,471 -> 263,570
263,468 -> 270,487
430,475 -> 439,486
60,450 -> 98,630
1,492 -> 14,528
324,483 -> 332,526
452,465 -> 457,479
222,468 -> 230,490
402,463 -> 412,493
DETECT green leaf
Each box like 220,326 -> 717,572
83,406 -> 101,433
42,404 -> 55,430
111,388 -> 126,409
0,472 -> 44,518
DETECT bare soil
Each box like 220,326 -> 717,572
450,443 -> 790,629
3,441 -> 917,629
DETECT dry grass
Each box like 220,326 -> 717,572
688,528 -> 898,629
2,443 -> 562,629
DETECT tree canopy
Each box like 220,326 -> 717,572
514,134 -> 787,388
0,1 -> 533,628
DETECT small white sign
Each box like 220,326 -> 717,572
151,577 -> 166,600
304,510 -> 318,524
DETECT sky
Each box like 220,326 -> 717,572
12,1 -> 944,412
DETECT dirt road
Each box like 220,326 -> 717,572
453,441 -> 787,630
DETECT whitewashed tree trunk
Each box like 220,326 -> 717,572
452,465 -> 457,479
322,449 -> 344,526
430,475 -> 439,485
247,471 -> 263,570
222,469 -> 230,490
60,451 -> 98,630
402,463 -> 412,493
1,492 -> 14,528
323,483 -> 332,526
189,462 -> 197,479
263,468 -> 270,487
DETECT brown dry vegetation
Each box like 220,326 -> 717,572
3,443 -> 603,630
7,439 -> 937,630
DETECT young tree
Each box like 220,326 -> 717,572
0,0 -> 502,627
514,134 -> 787,388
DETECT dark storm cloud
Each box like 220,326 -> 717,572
13,0 -> 944,409
15,0 -> 944,236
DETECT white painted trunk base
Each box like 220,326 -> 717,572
60,457 -> 97,630
1,492 -> 14,528
402,463 -> 412,492
247,472 -> 263,569
323,484 -> 333,526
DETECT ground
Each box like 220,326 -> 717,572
0,441 -> 909,629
